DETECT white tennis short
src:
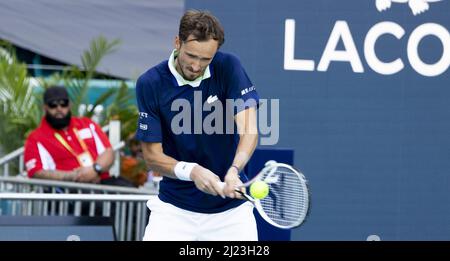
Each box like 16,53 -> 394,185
142,197 -> 258,241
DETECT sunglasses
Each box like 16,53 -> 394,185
47,99 -> 69,109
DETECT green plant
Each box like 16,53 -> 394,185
0,42 -> 41,153
102,81 -> 138,140
0,36 -> 138,156
62,36 -> 121,117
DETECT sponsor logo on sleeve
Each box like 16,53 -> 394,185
241,86 -> 256,96
25,158 -> 37,171
139,112 -> 148,119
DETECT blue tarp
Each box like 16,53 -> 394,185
0,0 -> 184,79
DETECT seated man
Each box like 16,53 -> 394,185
24,85 -> 132,187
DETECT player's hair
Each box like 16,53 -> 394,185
179,10 -> 225,48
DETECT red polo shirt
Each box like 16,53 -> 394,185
24,117 -> 112,180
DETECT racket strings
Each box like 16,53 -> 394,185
258,167 -> 309,227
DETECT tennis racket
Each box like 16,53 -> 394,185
219,160 -> 310,229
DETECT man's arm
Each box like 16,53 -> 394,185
87,119 -> 115,172
34,169 -> 78,181
34,148 -> 114,183
141,142 -> 177,178
223,107 -> 258,198
141,142 -> 225,197
75,148 -> 114,183
94,147 -> 114,171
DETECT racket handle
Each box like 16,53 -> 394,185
217,181 -> 251,201
217,181 -> 244,194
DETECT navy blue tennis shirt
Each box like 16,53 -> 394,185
136,51 -> 259,213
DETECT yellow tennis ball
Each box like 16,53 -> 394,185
250,181 -> 269,199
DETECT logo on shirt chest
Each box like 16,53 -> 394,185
206,95 -> 218,104
77,128 -> 93,139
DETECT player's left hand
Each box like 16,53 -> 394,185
223,167 -> 244,199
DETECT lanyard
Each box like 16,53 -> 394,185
54,128 -> 91,158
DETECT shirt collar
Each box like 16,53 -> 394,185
167,49 -> 211,88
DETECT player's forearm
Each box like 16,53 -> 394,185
141,143 -> 179,178
149,155 -> 179,179
233,107 -> 258,170
33,170 -> 77,181
233,133 -> 258,170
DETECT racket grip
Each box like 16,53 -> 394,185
217,181 -> 242,193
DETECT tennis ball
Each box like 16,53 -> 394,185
250,181 -> 269,199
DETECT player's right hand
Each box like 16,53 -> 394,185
190,165 -> 226,198
223,167 -> 244,199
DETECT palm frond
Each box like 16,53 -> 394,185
0,46 -> 41,152
81,36 -> 121,77
84,88 -> 116,118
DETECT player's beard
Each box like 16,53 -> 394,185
45,111 -> 72,130
176,56 -> 201,81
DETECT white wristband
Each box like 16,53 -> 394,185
174,161 -> 197,181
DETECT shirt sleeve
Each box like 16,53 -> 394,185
135,74 -> 163,142
24,135 -> 43,178
86,118 -> 112,149
223,54 -> 260,115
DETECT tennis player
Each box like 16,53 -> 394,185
136,10 -> 260,241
